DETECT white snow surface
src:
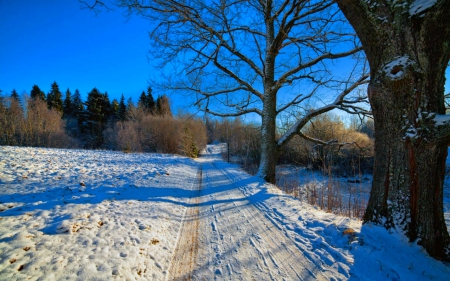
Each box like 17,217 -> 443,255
1,145 -> 449,280
409,0 -> 438,16
382,56 -> 412,80
434,114 -> 450,127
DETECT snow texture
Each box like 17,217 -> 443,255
0,145 -> 449,280
382,56 -> 412,80
410,0 -> 438,16
434,114 -> 450,127
0,147 -> 198,280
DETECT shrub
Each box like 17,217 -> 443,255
279,113 -> 374,176
104,109 -> 207,157
25,98 -> 78,148
0,96 -> 77,148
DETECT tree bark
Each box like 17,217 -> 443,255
336,0 -> 450,260
258,89 -> 278,184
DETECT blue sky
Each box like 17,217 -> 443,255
1,1 -> 449,117
0,0 -> 162,105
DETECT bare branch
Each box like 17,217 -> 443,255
79,0 -> 112,14
277,46 -> 364,86
297,131 -> 355,147
205,107 -> 262,117
213,54 -> 264,100
276,83 -> 321,114
277,72 -> 370,148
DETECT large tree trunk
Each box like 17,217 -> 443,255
366,68 -> 450,259
258,89 -> 278,184
336,0 -> 450,260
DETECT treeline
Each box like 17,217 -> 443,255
207,114 -> 374,176
1,82 -> 373,168
0,82 -> 206,157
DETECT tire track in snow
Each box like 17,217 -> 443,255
167,166 -> 202,281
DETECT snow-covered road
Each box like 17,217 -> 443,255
177,156 -> 339,280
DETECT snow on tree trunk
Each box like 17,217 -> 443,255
336,0 -> 450,260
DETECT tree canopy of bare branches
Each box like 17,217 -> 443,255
82,0 -> 369,183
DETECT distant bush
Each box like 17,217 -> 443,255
26,98 -> 78,148
206,114 -> 373,220
2,84 -> 200,154
104,109 -> 207,157
178,115 -> 207,158
279,113 -> 374,176
0,96 -> 78,148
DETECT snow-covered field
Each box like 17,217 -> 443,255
1,145 -> 450,280
0,147 -> 198,280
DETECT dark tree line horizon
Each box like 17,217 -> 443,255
0,81 -> 173,149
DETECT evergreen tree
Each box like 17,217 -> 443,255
156,95 -> 172,117
86,88 -> 106,124
138,91 -> 147,110
0,90 -> 5,143
71,89 -> 86,139
10,89 -> 20,102
126,97 -> 137,121
118,94 -> 126,121
111,99 -> 119,120
30,85 -> 45,101
63,89 -> 73,117
47,82 -> 63,113
126,97 -> 134,111
102,92 -> 112,119
147,87 -> 156,114
0,90 -> 4,108
72,89 -> 84,121
0,91 -> 5,115
85,88 -> 111,148
62,89 -> 83,141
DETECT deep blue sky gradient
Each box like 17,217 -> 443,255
1,0 -> 160,105
1,1 -> 449,116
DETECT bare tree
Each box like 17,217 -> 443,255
82,0 -> 369,183
334,0 -> 450,260
1,94 -> 25,146
25,97 -> 75,148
